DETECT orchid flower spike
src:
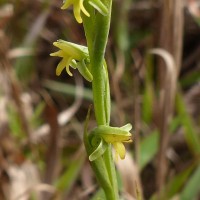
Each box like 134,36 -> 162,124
89,123 -> 133,161
50,39 -> 93,82
61,0 -> 108,23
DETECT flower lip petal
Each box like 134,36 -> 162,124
79,0 -> 90,17
113,142 -> 126,161
73,1 -> 82,23
66,66 -> 73,76
56,58 -> 68,76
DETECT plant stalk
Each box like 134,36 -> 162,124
83,0 -> 119,199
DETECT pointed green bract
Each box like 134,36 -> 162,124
89,136 -> 108,161
76,60 -> 93,82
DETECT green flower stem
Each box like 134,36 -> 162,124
83,0 -> 119,199
90,8 -> 118,198
83,0 -> 111,126
90,9 -> 111,125
104,145 -> 119,199
91,157 -> 116,199
51,0 -> 132,198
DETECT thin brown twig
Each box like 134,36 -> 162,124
150,48 -> 177,198
155,0 -> 184,196
41,91 -> 60,200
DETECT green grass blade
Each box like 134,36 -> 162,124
142,83 -> 154,124
166,164 -> 195,199
180,165 -> 200,200
150,164 -> 196,200
43,79 -> 93,101
139,130 -> 159,170
55,151 -> 86,193
176,92 -> 200,154
180,70 -> 200,88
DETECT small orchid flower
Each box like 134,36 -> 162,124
61,0 -> 108,23
50,39 -> 93,82
89,123 -> 132,161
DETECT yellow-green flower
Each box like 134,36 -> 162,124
61,0 -> 89,23
89,124 -> 132,161
50,39 -> 93,82
61,0 -> 108,23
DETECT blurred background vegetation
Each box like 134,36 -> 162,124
0,0 -> 200,199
